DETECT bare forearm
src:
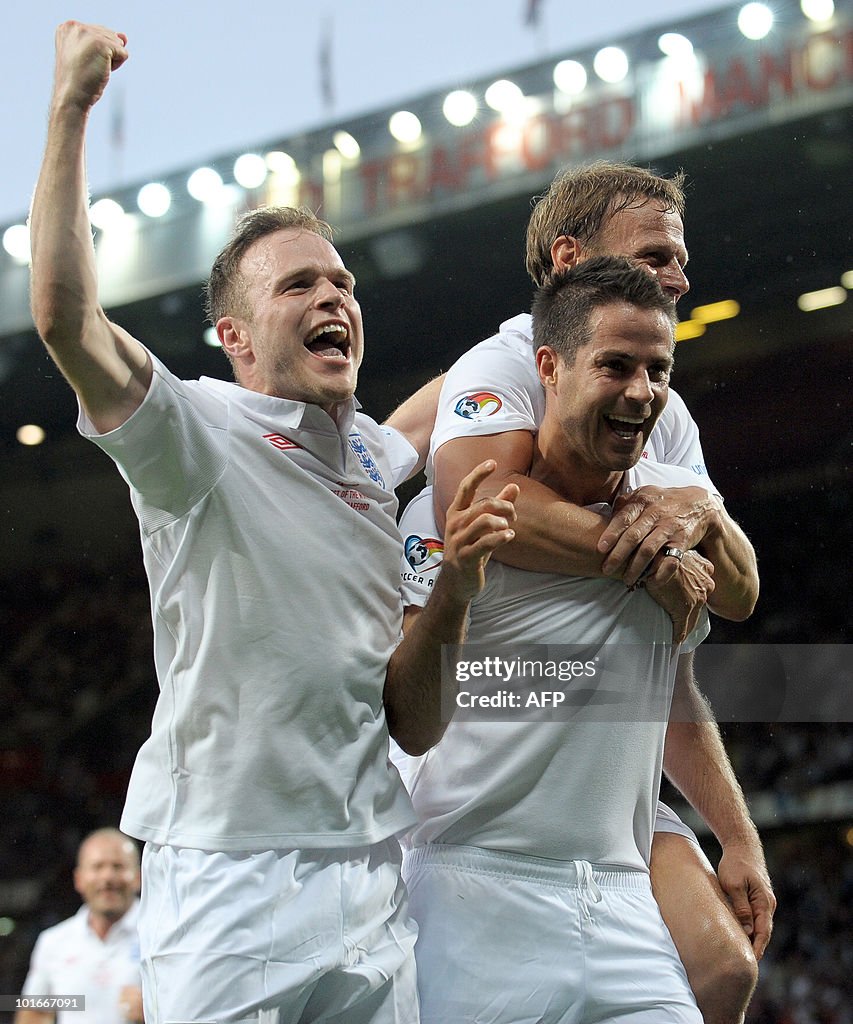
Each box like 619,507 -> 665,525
384,590 -> 468,756
484,474 -> 611,576
30,100 -> 101,352
665,683 -> 757,849
435,433 -> 609,577
31,24 -> 149,431
699,510 -> 759,621
387,462 -> 517,755
432,437 -> 754,590
384,373 -> 446,478
664,674 -> 776,955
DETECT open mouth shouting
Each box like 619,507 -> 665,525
305,322 -> 351,363
603,412 -> 647,440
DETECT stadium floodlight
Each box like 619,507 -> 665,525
2,223 -> 31,262
658,33 -> 694,58
333,131 -> 360,160
266,151 -> 301,187
203,326 -> 221,348
137,182 -> 171,218
17,424 -> 46,446
187,167 -> 224,202
266,151 -> 295,172
389,111 -> 423,144
234,153 -> 268,189
593,46 -> 630,83
484,79 -> 525,114
800,0 -> 834,21
690,299 -> 740,324
841,270 -> 853,289
553,60 -> 587,95
675,320 -> 707,342
738,3 -> 774,39
443,90 -> 478,127
89,198 -> 126,230
323,149 -> 343,184
797,286 -> 846,312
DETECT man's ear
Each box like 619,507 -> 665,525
536,346 -> 559,390
550,235 -> 584,272
217,317 -> 253,362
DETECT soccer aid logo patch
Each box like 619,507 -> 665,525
348,433 -> 385,486
404,535 -> 444,572
454,392 -> 502,419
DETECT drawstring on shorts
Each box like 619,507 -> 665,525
573,860 -> 603,923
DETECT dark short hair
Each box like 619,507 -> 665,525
205,206 -> 334,325
531,255 -> 677,366
525,161 -> 687,287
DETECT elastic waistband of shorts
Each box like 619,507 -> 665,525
404,843 -> 650,890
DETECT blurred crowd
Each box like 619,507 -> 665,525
1,551 -> 850,1022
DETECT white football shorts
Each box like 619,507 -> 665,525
404,844 -> 701,1024
139,840 -> 418,1024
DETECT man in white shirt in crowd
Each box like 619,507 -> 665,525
17,829 -> 143,1024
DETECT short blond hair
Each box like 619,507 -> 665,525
206,206 -> 334,324
525,161 -> 687,287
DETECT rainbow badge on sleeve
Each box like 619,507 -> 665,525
404,535 -> 444,572
453,392 -> 502,419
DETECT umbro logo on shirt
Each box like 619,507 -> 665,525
263,431 -> 386,490
264,433 -> 302,451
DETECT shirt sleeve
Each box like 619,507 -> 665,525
654,800 -> 701,844
377,424 -> 420,489
429,332 -> 543,464
428,324 -> 715,492
628,459 -> 721,501
77,352 -> 228,526
399,487 -> 444,608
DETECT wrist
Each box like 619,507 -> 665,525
431,567 -> 481,608
718,822 -> 763,854
700,494 -> 725,541
50,88 -> 95,122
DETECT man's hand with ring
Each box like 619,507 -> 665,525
598,485 -> 723,585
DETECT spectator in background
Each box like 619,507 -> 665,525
16,829 -> 143,1024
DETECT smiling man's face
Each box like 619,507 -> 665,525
544,299 -> 675,478
591,201 -> 689,303
74,833 -> 139,923
219,228 -> 364,413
